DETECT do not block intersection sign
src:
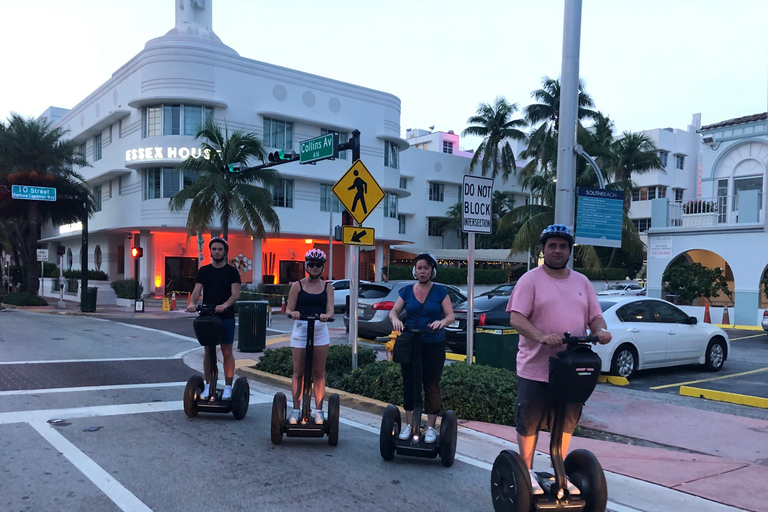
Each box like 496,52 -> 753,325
462,175 -> 493,233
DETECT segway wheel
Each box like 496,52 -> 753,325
327,393 -> 340,446
564,449 -> 608,512
439,409 -> 458,467
183,376 -> 204,418
271,392 -> 287,445
231,377 -> 250,420
490,450 -> 532,512
379,404 -> 401,461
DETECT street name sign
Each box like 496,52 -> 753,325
342,226 -> 375,246
332,160 -> 384,225
575,187 -> 624,248
300,133 -> 338,164
462,175 -> 494,233
12,185 -> 56,201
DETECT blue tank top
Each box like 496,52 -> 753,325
297,280 -> 328,316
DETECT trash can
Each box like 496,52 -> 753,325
81,286 -> 98,313
474,325 -> 519,372
237,300 -> 269,352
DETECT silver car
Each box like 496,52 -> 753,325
597,283 -> 646,296
595,296 -> 730,379
344,280 -> 467,339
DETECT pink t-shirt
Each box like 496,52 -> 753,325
506,266 -> 603,382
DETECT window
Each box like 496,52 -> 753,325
142,104 -> 213,138
429,182 -> 444,202
383,192 -> 397,218
658,151 -> 668,167
399,177 -> 407,189
733,176 -> 763,211
675,154 -> 685,170
270,179 -> 294,208
647,187 -> 656,200
428,217 -> 442,236
398,214 -> 406,234
616,301 -> 655,323
263,118 -> 294,149
142,167 -> 192,200
162,167 -> 181,198
79,143 -> 87,166
143,169 -> 161,199
443,141 -> 453,154
118,176 -> 123,195
321,128 -> 348,160
651,301 -> 689,324
93,134 -> 102,161
162,104 -> 181,135
320,184 -> 342,212
657,186 -> 666,199
385,141 -> 399,169
674,188 -> 684,201
93,185 -> 102,212
144,106 -> 161,137
631,218 -> 651,232
183,105 -> 212,136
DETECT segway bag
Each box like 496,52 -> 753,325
193,313 -> 222,347
549,344 -> 602,404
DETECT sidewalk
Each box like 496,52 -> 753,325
8,299 -> 765,511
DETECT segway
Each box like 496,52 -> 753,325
271,314 -> 340,445
379,328 -> 458,467
490,333 -> 608,512
183,305 -> 250,420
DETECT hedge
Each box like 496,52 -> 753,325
63,269 -> 109,280
575,267 -> 630,281
1,292 -> 49,306
384,265 -> 508,286
110,279 -> 144,299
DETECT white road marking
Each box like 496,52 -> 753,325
0,381 -> 188,397
111,321 -> 198,342
0,357 -> 184,365
30,419 -> 153,512
0,401 -> 183,425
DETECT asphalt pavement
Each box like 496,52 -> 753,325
1,299 -> 765,511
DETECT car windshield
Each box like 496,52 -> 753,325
599,300 -> 617,312
358,284 -> 391,299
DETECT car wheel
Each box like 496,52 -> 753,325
610,344 -> 637,379
703,337 -> 726,372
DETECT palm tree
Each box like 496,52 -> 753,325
609,132 -> 664,212
169,118 -> 280,240
0,114 -> 90,294
462,97 -> 527,181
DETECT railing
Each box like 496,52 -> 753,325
669,195 -> 763,227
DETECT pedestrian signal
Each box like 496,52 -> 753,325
341,210 -> 353,227
131,247 -> 143,258
56,245 -> 66,256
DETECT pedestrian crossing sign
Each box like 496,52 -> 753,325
332,160 -> 384,225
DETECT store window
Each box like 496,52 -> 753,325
385,141 -> 399,169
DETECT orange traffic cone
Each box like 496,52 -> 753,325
281,296 -> 287,313
703,302 -> 711,323
722,304 -> 730,325
170,292 -> 176,310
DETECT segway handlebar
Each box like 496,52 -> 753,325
195,304 -> 230,314
562,332 -> 600,345
287,313 -> 335,322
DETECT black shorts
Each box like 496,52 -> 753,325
515,377 -> 583,437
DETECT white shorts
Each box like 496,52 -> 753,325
290,320 -> 331,348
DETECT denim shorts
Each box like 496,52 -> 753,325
515,377 -> 583,436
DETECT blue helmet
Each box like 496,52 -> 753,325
540,224 -> 574,247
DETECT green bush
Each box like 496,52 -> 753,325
325,345 -> 376,389
345,360 -> 404,405
253,347 -> 293,377
575,267 -> 629,281
440,363 -> 517,426
110,279 -> 144,299
63,269 -> 109,280
1,292 -> 49,306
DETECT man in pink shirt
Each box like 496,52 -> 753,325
506,224 -> 611,494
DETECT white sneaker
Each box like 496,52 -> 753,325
424,426 -> 437,444
222,385 -> 232,400
529,470 -> 544,495
314,410 -> 324,425
199,383 -> 210,400
547,468 -> 580,495
288,409 -> 300,425
398,423 -> 412,440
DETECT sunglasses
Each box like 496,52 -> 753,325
306,262 -> 324,268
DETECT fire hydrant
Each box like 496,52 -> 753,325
385,331 -> 399,361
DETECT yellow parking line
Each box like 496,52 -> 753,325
265,334 -> 291,346
650,367 -> 768,390
445,353 -> 476,363
680,386 -> 768,409
714,324 -> 764,331
730,333 -> 767,341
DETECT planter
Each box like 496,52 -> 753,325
681,212 -> 717,227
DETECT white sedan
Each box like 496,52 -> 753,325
594,296 -> 730,379
597,283 -> 646,296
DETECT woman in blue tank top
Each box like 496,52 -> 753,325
285,248 -> 334,426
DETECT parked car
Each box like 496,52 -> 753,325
597,283 -> 646,296
478,283 -> 516,298
762,310 -> 768,332
444,295 -> 512,354
330,279 -> 369,314
595,296 -> 730,379
344,280 -> 467,339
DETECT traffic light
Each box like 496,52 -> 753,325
56,245 -> 66,256
267,149 -> 297,163
334,225 -> 342,242
341,210 -> 353,227
223,163 -> 242,173
131,247 -> 143,258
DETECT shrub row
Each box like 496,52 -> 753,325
254,345 -> 518,426
110,279 -> 143,299
385,265 -> 509,286
63,269 -> 110,280
1,292 -> 49,306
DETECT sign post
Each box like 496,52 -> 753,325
462,175 -> 494,365
36,249 -> 48,296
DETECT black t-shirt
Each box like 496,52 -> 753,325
194,263 -> 241,319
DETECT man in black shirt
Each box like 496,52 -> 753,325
186,237 -> 241,400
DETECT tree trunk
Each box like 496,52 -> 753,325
606,247 -> 618,268
25,201 -> 40,294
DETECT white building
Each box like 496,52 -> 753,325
37,0 -> 524,301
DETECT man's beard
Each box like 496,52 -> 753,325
212,255 -> 226,263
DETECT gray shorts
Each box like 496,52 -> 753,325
515,377 -> 583,437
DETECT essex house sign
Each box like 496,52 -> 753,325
125,146 -> 213,162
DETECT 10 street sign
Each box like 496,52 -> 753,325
11,185 -> 56,202
300,133 -> 338,164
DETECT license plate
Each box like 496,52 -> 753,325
358,307 -> 365,317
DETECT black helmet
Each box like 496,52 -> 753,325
209,236 -> 229,253
539,224 -> 574,247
